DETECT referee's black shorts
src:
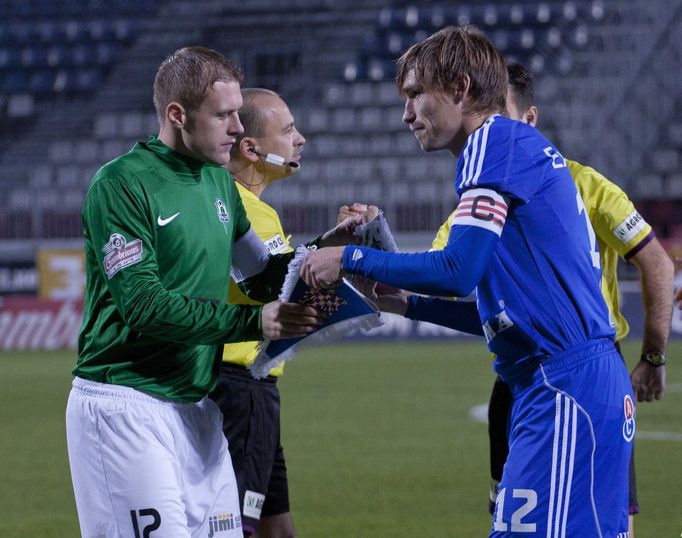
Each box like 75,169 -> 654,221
209,363 -> 290,534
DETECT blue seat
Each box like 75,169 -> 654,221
20,47 -> 47,68
75,69 -> 103,92
30,71 -> 55,94
1,70 -> 28,93
10,23 -> 38,45
46,45 -> 68,67
0,47 -> 21,68
70,45 -> 95,66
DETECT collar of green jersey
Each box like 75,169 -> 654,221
143,135 -> 220,180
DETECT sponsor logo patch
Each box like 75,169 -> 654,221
351,248 -> 363,262
622,394 -> 635,442
215,198 -> 230,224
207,512 -> 240,537
264,233 -> 288,255
613,210 -> 647,244
102,233 -> 143,279
242,490 -> 265,520
482,309 -> 514,343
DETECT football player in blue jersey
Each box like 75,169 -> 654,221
301,26 -> 634,537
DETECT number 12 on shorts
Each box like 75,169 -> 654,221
130,508 -> 161,538
493,488 -> 537,533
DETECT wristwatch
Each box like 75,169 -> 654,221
641,351 -> 666,367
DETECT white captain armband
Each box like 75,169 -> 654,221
452,188 -> 508,236
231,227 -> 270,283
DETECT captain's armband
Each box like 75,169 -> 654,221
453,188 -> 508,236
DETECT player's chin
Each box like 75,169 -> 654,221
209,150 -> 232,167
415,136 -> 434,152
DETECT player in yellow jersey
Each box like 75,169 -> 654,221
430,63 -> 673,537
210,88 -> 356,538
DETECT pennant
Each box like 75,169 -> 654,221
249,246 -> 382,379
354,211 -> 399,252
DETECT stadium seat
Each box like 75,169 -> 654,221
94,113 -> 118,139
56,165 -> 79,186
49,140 -> 74,164
29,71 -> 54,94
665,174 -> 682,198
652,149 -> 679,174
0,48 -> 21,68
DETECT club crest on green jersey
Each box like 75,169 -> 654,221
215,198 -> 230,224
101,232 -> 143,279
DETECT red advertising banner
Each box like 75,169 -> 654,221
0,297 -> 83,350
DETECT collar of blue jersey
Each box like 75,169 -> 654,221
143,135 -> 214,179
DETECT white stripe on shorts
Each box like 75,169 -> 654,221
541,365 -> 603,538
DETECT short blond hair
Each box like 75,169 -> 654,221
153,46 -> 243,122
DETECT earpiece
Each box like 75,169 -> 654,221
250,149 -> 299,169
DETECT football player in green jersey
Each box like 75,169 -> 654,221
65,47 -> 359,538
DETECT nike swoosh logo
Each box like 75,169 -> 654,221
157,212 -> 180,226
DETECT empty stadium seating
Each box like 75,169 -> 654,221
0,0 -> 679,253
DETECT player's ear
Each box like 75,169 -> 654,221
239,137 -> 259,162
526,106 -> 538,127
452,74 -> 470,105
166,102 -> 186,129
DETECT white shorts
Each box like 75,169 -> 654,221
66,377 -> 242,538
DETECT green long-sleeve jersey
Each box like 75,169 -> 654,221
75,136 -> 269,401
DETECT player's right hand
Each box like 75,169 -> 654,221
261,301 -> 323,340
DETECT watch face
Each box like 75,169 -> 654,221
644,352 -> 666,366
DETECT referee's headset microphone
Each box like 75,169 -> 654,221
248,147 -> 299,169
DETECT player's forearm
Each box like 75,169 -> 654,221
342,225 -> 498,297
238,250 -> 296,303
631,240 -> 675,353
119,279 -> 263,344
405,296 -> 484,335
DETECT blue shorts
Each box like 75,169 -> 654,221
491,339 -> 633,537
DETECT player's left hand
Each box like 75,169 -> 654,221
630,360 -> 665,402
300,246 -> 345,289
374,283 -> 410,315
319,215 -> 365,247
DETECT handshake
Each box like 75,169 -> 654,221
262,202 -> 409,342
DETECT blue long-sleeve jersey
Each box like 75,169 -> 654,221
343,115 -> 614,381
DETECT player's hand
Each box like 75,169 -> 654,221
261,301 -> 323,340
630,360 -> 665,402
319,215 -> 365,247
375,283 -> 410,316
300,246 -> 345,289
336,203 -> 380,225
348,276 -> 377,300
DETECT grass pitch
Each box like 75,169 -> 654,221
0,340 -> 680,537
